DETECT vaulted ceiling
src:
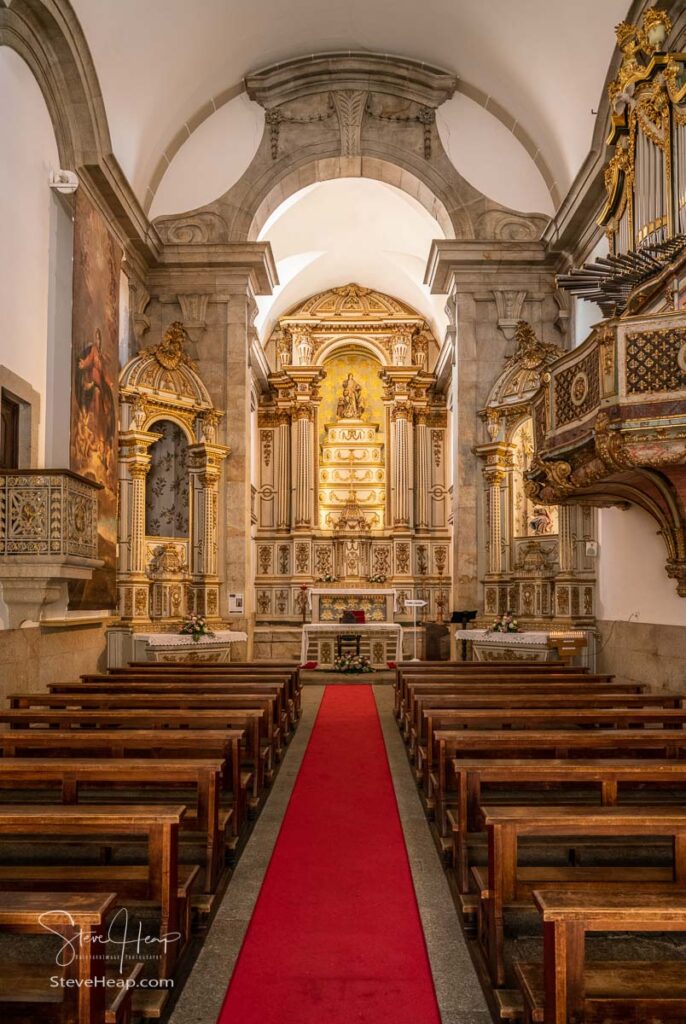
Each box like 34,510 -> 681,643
71,0 -> 630,215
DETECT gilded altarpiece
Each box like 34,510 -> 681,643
116,322 -> 230,627
254,285 -> 451,630
476,321 -> 597,626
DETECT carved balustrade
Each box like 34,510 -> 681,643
0,470 -> 102,627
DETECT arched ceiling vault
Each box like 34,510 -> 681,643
69,0 -> 631,216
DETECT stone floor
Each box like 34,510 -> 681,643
168,683 -> 491,1024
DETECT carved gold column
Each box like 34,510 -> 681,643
558,505 -> 573,573
414,408 -> 430,529
391,402 -> 413,528
293,404 -> 315,529
276,409 -> 292,530
484,464 -> 505,575
117,431 -> 158,622
187,431 -> 230,618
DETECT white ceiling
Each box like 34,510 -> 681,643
72,0 -> 629,210
254,178 -> 448,341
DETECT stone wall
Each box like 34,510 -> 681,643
0,623 -> 107,701
596,620 -> 686,694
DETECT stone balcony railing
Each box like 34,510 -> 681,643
0,470 -> 103,627
528,313 -> 686,595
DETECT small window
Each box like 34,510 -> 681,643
0,390 -> 20,469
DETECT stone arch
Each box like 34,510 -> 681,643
0,0 -> 111,170
248,156 -> 456,242
152,53 -> 549,246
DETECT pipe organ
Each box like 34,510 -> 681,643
600,9 -> 685,256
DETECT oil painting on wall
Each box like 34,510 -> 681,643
69,190 -> 121,609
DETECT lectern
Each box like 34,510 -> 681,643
451,610 -> 478,660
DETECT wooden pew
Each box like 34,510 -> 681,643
480,804 -> 686,986
0,758 -> 227,892
515,889 -> 686,1024
395,671 -> 623,719
0,730 -> 246,831
408,690 -> 684,751
0,709 -> 268,799
432,730 -> 686,845
400,679 -> 647,729
47,679 -> 296,732
0,891 -> 141,1024
109,659 -> 301,708
422,707 -> 686,794
8,692 -> 285,760
449,758 -> 686,893
85,670 -> 301,722
0,806 -> 187,980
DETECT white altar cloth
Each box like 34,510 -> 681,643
454,630 -> 550,647
301,622 -> 403,665
140,630 -> 248,648
454,628 -> 589,664
133,630 -> 248,663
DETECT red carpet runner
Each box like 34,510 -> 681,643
217,685 -> 441,1024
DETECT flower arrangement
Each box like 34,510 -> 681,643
333,653 -> 374,673
318,573 -> 338,583
367,573 -> 387,584
179,614 -> 215,643
487,611 -> 520,634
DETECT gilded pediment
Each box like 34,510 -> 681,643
285,283 -> 421,323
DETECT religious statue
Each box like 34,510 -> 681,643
529,505 -> 554,536
336,373 -> 364,419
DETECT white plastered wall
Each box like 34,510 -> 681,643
597,506 -> 686,627
0,47 -> 60,465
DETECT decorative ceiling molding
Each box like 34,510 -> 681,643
244,52 -> 457,109
142,53 -> 558,219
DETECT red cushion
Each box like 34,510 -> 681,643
352,610 -> 366,624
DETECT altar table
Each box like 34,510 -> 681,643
301,623 -> 403,668
133,630 -> 248,664
454,629 -> 588,664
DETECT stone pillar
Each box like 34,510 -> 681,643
391,404 -> 413,528
424,239 -> 562,611
145,245 -> 277,647
276,410 -> 291,530
414,410 -> 430,529
293,405 -> 315,529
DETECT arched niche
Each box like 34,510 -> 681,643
144,418 -> 191,538
117,321 -> 230,623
